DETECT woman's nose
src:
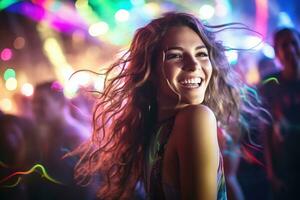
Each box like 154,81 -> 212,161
182,55 -> 199,71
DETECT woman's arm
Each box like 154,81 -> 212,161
173,104 -> 219,200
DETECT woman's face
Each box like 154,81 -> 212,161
155,26 -> 213,108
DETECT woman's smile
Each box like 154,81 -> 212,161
179,77 -> 202,87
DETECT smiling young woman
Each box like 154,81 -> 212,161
73,12 -> 260,200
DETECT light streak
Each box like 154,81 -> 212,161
0,164 -> 62,187
2,177 -> 22,188
262,77 -> 279,85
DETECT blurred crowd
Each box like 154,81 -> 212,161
0,81 -> 98,200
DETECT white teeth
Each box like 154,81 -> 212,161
180,78 -> 202,85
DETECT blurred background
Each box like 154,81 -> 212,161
1,1 -> 300,200
0,0 -> 299,114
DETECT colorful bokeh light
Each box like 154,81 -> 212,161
88,21 -> 109,37
5,77 -> 18,91
115,9 -> 130,22
199,4 -> 215,20
1,48 -> 13,61
262,43 -> 275,59
13,36 -> 26,49
0,98 -> 13,112
64,81 -> 78,99
225,50 -> 238,65
4,68 -> 16,80
21,83 -> 34,96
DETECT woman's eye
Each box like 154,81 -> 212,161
166,53 -> 182,60
196,52 -> 208,57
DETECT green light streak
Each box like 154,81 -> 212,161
0,164 -> 62,187
262,77 -> 279,85
3,177 -> 22,188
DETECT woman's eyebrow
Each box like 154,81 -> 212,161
165,47 -> 183,51
165,45 -> 207,52
195,45 -> 207,50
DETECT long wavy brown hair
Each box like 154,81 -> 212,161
73,12 -> 262,199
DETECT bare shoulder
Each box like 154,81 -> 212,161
172,104 -> 218,152
172,105 -> 219,199
174,104 -> 216,130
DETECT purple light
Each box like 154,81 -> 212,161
21,2 -> 45,21
6,2 -> 87,34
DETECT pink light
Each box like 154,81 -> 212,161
32,0 -> 47,6
255,0 -> 268,38
1,48 -> 13,61
51,81 -> 64,92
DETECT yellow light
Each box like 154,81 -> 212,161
75,0 -> 88,9
44,38 -> 67,66
21,83 -> 34,96
143,2 -> 160,17
246,66 -> 260,85
43,37 -> 74,85
0,98 -> 13,112
62,68 -> 74,80
88,22 -> 109,37
5,77 -> 18,91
